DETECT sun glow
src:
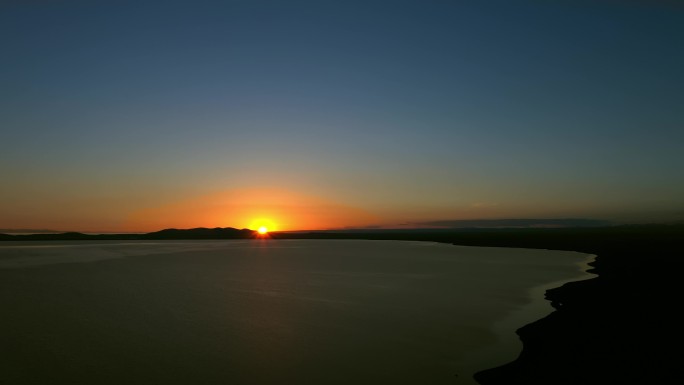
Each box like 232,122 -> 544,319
249,217 -> 278,233
126,188 -> 379,232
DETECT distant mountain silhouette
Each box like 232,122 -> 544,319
141,227 -> 255,240
0,227 -> 256,241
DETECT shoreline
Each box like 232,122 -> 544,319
458,252 -> 595,381
473,243 -> 679,384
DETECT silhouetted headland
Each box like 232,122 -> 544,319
2,223 -> 681,383
0,227 -> 256,241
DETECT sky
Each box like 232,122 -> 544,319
1,0 -> 683,232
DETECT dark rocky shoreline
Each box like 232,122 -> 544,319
473,238 -> 681,384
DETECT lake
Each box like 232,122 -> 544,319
0,240 -> 591,384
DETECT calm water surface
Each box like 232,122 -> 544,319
0,240 -> 591,384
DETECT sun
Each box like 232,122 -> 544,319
249,218 -> 277,233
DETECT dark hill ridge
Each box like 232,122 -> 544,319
142,227 -> 255,239
0,227 -> 256,241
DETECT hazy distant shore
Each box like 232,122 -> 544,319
1,224 -> 681,383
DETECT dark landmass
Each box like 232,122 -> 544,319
0,227 -> 256,241
142,227 -> 255,239
1,223 -> 682,383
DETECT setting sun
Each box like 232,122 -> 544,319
249,217 -> 278,233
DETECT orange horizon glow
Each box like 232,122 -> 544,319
124,188 -> 380,232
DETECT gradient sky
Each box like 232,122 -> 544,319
1,0 -> 683,231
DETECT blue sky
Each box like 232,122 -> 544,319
1,0 -> 683,231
